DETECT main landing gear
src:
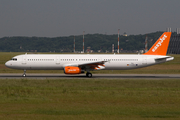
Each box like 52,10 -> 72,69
22,70 -> 26,77
86,72 -> 92,78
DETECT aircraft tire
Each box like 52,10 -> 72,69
22,74 -> 26,77
86,72 -> 92,78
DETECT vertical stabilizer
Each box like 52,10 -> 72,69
143,32 -> 171,55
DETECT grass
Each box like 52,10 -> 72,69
1,52 -> 180,119
0,78 -> 180,120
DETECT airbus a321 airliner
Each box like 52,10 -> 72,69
5,32 -> 174,77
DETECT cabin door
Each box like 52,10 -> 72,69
142,56 -> 147,65
22,55 -> 27,64
56,56 -> 60,65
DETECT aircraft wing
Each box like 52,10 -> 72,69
64,61 -> 108,70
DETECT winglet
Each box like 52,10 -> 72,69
143,32 -> 172,55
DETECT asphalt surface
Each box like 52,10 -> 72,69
0,73 -> 180,79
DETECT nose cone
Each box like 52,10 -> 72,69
5,61 -> 11,68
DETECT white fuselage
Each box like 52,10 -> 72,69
5,54 -> 174,70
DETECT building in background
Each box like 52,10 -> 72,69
167,34 -> 180,54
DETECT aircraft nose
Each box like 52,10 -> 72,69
5,61 -> 11,68
5,61 -> 8,67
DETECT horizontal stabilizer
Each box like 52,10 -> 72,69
155,56 -> 174,62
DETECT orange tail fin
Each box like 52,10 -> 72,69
143,32 -> 172,55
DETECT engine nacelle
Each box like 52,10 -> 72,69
64,66 -> 84,74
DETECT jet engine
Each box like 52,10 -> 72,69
64,66 -> 84,74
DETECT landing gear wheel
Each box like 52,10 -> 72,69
22,74 -> 26,77
22,70 -> 26,77
86,72 -> 92,78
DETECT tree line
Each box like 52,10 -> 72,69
0,31 -> 172,53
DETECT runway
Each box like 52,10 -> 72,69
0,73 -> 180,79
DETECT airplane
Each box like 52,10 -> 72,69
5,32 -> 174,77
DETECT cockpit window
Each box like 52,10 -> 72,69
11,58 -> 17,61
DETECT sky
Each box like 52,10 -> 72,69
0,0 -> 180,37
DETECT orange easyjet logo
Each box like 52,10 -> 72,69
152,34 -> 167,52
68,69 -> 77,72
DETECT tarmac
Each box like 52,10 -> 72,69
0,73 -> 180,79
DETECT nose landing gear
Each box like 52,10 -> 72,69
22,70 -> 26,77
